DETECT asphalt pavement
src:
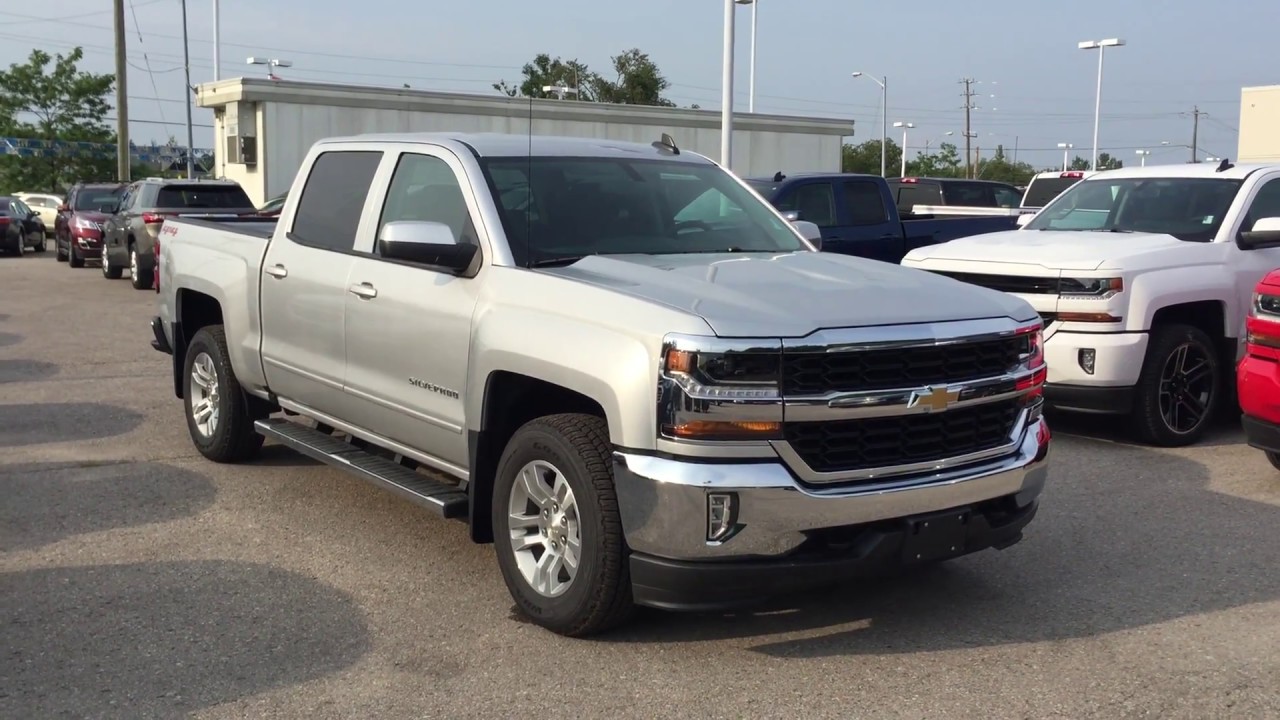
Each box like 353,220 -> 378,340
2,249 -> 1278,719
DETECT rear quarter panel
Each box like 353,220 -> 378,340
161,220 -> 271,393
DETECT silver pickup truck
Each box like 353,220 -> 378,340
150,131 -> 1052,636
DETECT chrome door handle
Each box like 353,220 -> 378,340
265,264 -> 288,279
349,282 -> 378,299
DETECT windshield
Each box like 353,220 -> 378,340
481,157 -> 806,266
73,187 -> 123,212
1022,177 -> 1081,208
1024,177 -> 1244,242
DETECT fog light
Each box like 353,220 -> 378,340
707,492 -> 738,543
1078,348 -> 1096,375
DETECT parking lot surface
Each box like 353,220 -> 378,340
2,252 -> 1278,719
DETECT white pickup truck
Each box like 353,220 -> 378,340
150,131 -> 1052,636
903,161 -> 1280,446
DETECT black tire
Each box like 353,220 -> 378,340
34,236 -> 46,253
101,248 -> 122,278
1130,324 -> 1221,447
182,325 -> 265,463
1267,452 -> 1280,472
130,242 -> 153,290
492,413 -> 634,636
12,237 -> 24,257
68,244 -> 84,268
56,240 -> 67,262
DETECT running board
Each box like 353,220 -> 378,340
255,418 -> 469,519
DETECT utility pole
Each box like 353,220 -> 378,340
1185,105 -> 1206,164
180,0 -> 195,178
112,0 -> 130,182
960,78 -> 977,178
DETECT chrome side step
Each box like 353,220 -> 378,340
255,418 -> 469,519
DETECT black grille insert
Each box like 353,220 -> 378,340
783,336 -> 1025,395
784,398 -> 1022,475
930,271 -> 1060,295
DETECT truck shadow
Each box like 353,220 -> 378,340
0,461 -> 217,552
0,359 -> 60,384
1045,408 -> 1245,449
0,560 -> 371,718
0,331 -> 21,348
609,436 -> 1280,654
0,402 -> 144,447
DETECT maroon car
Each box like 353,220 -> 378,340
56,182 -> 124,268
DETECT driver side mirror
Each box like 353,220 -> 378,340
58,204 -> 69,213
780,210 -> 800,222
1239,217 -> 1280,251
792,219 -> 822,250
378,220 -> 479,274
1016,213 -> 1035,228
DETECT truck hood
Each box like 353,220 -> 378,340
541,252 -> 1036,338
903,230 -> 1195,272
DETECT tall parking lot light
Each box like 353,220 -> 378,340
1078,38 -> 1125,171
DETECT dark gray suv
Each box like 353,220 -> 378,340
102,178 -> 257,289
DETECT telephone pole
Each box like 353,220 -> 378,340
960,78 -> 977,178
112,0 -> 130,182
1184,105 -> 1206,164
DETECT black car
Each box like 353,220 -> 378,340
0,196 -> 48,256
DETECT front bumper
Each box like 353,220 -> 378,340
71,233 -> 103,257
614,417 -> 1050,610
1043,328 -> 1148,387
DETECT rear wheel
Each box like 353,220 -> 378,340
183,325 -> 265,463
492,414 -> 634,637
1130,324 -> 1221,447
130,242 -> 153,289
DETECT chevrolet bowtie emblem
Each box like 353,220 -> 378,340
910,385 -> 962,412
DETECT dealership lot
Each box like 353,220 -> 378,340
2,254 -> 1278,719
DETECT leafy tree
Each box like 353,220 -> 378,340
842,138 -> 901,175
590,49 -> 674,107
493,53 -> 597,101
973,144 -> 1039,184
495,48 -> 674,107
1069,156 -> 1090,171
907,142 -> 963,178
0,47 -> 116,194
1096,152 -> 1123,170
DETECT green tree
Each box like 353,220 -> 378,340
1068,155 -> 1090,171
973,144 -> 1039,184
493,53 -> 598,101
842,138 -> 901,176
1096,152 -> 1123,170
590,48 -> 675,106
907,142 -> 963,177
494,48 -> 675,107
0,47 -> 116,194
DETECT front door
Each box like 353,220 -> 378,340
839,178 -> 902,262
342,149 -> 485,470
259,148 -> 383,415
1230,173 -> 1280,354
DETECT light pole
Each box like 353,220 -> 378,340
541,83 -> 579,100
893,122 -> 914,176
247,56 -> 291,80
1135,149 -> 1151,167
852,72 -> 887,176
212,0 -> 220,81
180,0 -> 195,178
1057,142 -> 1073,171
746,0 -> 757,113
1078,38 -> 1125,171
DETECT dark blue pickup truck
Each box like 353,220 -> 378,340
745,172 -> 1023,263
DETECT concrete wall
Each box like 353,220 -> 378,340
1239,85 -> 1280,163
197,78 -> 852,206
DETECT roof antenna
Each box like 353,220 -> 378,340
1216,157 -> 1233,172
773,171 -> 786,182
652,132 -> 679,155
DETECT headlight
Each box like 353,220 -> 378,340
1253,292 -> 1280,318
658,337 -> 783,442
72,217 -> 101,231
1059,277 -> 1122,298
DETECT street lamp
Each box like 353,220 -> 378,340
1057,142 -> 1074,171
852,72 -> 887,176
741,0 -> 757,113
893,122 -> 914,176
247,56 -> 291,80
720,0 -> 754,170
541,83 -> 579,100
1135,149 -> 1151,167
1078,38 -> 1125,172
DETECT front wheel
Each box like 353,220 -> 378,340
56,240 -> 67,262
492,414 -> 634,637
1266,451 -> 1280,472
68,244 -> 84,268
102,249 -> 122,278
183,326 -> 265,463
33,236 -> 46,253
129,243 -> 153,289
1130,324 -> 1221,447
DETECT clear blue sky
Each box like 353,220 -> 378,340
2,0 -> 1276,169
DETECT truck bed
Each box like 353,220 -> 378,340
170,215 -> 278,239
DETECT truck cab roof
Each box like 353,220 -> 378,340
315,131 -> 715,165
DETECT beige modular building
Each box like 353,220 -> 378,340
1238,84 -> 1280,163
195,78 -> 854,207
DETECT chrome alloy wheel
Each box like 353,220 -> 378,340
189,352 -> 221,437
507,460 -> 581,598
129,246 -> 138,278
1158,342 -> 1214,435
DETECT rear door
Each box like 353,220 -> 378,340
341,147 -> 485,469
838,178 -> 903,262
259,148 -> 384,416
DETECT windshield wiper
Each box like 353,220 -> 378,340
1085,228 -> 1135,233
528,255 -> 587,268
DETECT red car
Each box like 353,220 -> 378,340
1239,268 -> 1280,469
56,182 -> 125,268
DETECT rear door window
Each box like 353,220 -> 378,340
156,184 -> 254,209
896,184 -> 938,214
843,180 -> 889,225
291,150 -> 384,252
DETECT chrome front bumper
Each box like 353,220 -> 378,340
614,417 -> 1050,561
